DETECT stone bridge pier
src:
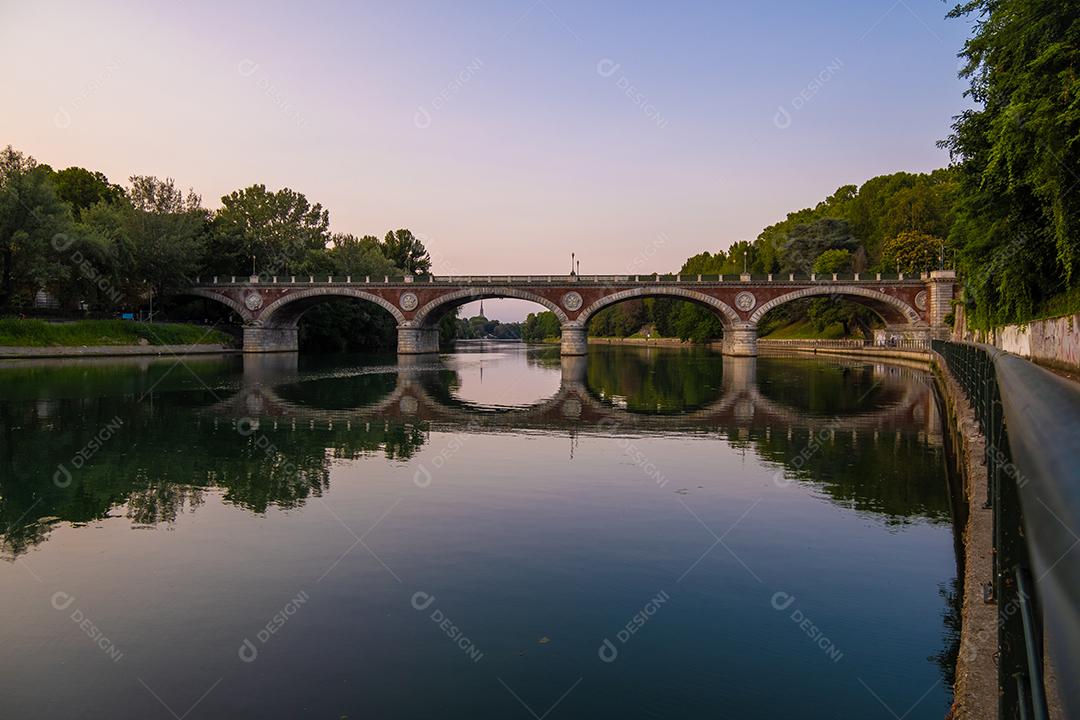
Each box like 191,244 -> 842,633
398,326 -> 440,355
243,325 -> 299,353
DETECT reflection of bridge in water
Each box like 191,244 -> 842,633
210,354 -> 942,443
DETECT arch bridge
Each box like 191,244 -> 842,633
184,271 -> 956,357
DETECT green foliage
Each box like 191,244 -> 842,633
0,146 -> 74,309
47,167 -> 125,215
380,229 -> 431,276
522,311 -> 561,342
781,218 -> 858,273
0,146 -> 441,350
0,318 -> 230,346
759,318 -> 847,339
454,315 -> 522,340
214,184 -> 330,276
880,230 -> 942,273
812,248 -> 852,274
753,170 -> 958,274
943,0 -> 1080,327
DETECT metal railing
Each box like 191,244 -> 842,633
759,337 -> 932,351
933,340 -> 1080,720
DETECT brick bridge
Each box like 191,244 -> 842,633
184,271 -> 956,356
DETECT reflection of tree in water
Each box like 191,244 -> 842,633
755,357 -> 905,415
747,426 -> 950,525
585,345 -> 724,413
2,352 -> 953,556
934,577 -> 962,695
0,390 -> 428,558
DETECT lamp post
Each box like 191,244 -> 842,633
571,252 -> 575,276
251,255 -> 257,276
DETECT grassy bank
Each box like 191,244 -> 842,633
0,319 -> 233,347
760,319 -> 847,340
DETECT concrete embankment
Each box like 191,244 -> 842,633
0,343 -> 238,359
587,336 -> 702,348
757,341 -> 931,365
927,352 -> 998,720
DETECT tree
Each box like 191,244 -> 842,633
880,231 -> 942,274
327,233 -> 397,276
380,229 -> 431,276
781,218 -> 857,273
214,185 -> 330,276
522,311 -> 561,342
671,301 -> 724,342
813,248 -> 852,274
49,167 -> 125,216
943,0 -> 1080,326
128,176 -> 202,214
0,146 -> 73,309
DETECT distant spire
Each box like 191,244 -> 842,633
479,299 -> 484,317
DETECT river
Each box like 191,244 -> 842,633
0,342 -> 959,719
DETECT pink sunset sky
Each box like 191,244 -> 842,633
1,0 -> 972,320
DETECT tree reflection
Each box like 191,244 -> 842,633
1,349 -> 953,557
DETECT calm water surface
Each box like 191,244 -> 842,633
0,342 -> 958,719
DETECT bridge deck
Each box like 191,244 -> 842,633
196,272 -> 930,286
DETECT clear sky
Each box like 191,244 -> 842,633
1,0 -> 973,321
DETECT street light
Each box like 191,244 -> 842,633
251,255 -> 257,276
571,252 -> 576,276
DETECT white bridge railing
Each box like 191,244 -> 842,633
195,272 -> 932,285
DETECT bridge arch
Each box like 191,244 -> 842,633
748,285 -> 923,326
575,286 -> 741,328
411,287 -> 569,327
258,287 -> 407,327
179,288 -> 255,323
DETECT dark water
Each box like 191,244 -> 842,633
0,342 -> 958,719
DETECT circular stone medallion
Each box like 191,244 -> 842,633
735,291 -> 757,312
915,290 -> 928,311
244,291 -> 264,311
562,291 -> 583,312
399,292 -> 419,311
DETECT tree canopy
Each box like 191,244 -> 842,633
942,0 -> 1080,327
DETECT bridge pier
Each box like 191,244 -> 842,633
560,325 -> 588,356
243,325 -> 298,353
398,326 -> 440,355
560,355 -> 588,383
721,324 -> 758,357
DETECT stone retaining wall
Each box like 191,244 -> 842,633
989,313 -> 1080,370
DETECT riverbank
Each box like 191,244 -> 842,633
929,352 -> 999,720
758,341 -> 930,364
587,336 -> 703,348
0,319 -> 233,347
0,343 -> 238,359
0,319 -> 236,358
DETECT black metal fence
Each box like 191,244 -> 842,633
933,340 -> 1080,719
